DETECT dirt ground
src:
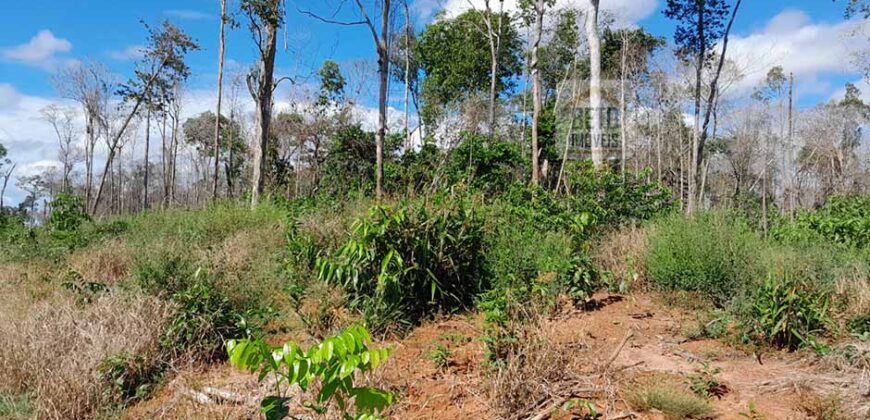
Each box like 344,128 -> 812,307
125,293 -> 869,419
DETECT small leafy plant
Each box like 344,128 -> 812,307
226,325 -> 395,420
687,362 -> 728,398
428,344 -> 452,370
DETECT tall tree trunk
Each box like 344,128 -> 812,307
375,0 -> 391,199
227,107 -> 236,198
213,0 -> 227,200
84,113 -> 95,212
787,72 -> 795,218
690,0 -> 742,214
587,0 -> 603,168
530,0 -> 545,185
143,107 -> 151,211
687,0 -> 706,215
403,0 -> 411,149
619,30 -> 628,176
248,8 -> 279,210
484,0 -> 504,136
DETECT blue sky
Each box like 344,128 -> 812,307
0,0 -> 867,204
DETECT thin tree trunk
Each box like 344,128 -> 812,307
143,107 -> 151,211
530,0 -> 545,185
557,61 -> 579,192
213,0 -> 227,200
619,30 -> 628,177
375,0 -> 391,199
0,164 -> 16,210
587,0 -> 603,168
691,0 -> 742,213
403,0 -> 411,149
787,72 -> 795,218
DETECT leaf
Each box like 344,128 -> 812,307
260,396 -> 291,420
350,387 -> 394,415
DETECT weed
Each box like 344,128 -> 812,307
627,384 -> 714,419
429,344 -> 452,370
738,402 -> 765,419
687,362 -> 728,398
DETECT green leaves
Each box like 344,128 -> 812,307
226,325 -> 394,419
316,198 -> 485,329
260,396 -> 291,420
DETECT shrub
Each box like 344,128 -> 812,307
444,134 -> 525,194
746,274 -> 832,350
227,325 -> 394,420
162,276 -> 245,362
780,195 -> 870,248
563,161 -> 674,225
646,212 -> 761,305
317,195 -> 485,329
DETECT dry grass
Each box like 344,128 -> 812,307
797,387 -> 847,420
66,238 -> 132,286
0,288 -> 173,419
486,319 -> 588,419
626,382 -> 714,419
591,225 -> 648,291
210,225 -> 288,309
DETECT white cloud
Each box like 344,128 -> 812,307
725,10 -> 868,97
164,9 -> 213,20
427,0 -> 658,27
107,45 -> 145,61
1,30 -> 75,70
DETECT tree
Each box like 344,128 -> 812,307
53,61 -> 112,211
93,21 -> 198,214
302,0 -> 394,200
416,9 -> 522,128
184,112 -> 247,195
213,0 -> 230,200
40,104 -> 78,190
586,0 -> 603,168
0,144 -> 14,210
242,0 -> 284,209
664,0 -> 742,214
521,0 -> 554,185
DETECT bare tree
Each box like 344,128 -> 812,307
53,61 -> 111,212
92,21 -> 198,214
243,0 -> 283,209
40,105 -> 79,190
301,0 -> 393,199
213,0 -> 229,200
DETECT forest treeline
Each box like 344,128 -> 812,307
0,0 -> 867,224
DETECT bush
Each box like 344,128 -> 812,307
563,161 -> 674,226
747,274 -> 832,350
646,212 -> 761,305
317,194 -> 486,329
779,195 -> 870,248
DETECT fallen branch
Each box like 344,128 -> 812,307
599,329 -> 634,376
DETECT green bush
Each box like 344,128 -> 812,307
317,194 -> 485,330
779,195 -> 870,248
646,212 -> 761,305
563,161 -> 674,226
162,277 -> 245,361
746,274 -> 832,350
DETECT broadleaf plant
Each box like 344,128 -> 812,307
227,325 -> 394,419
